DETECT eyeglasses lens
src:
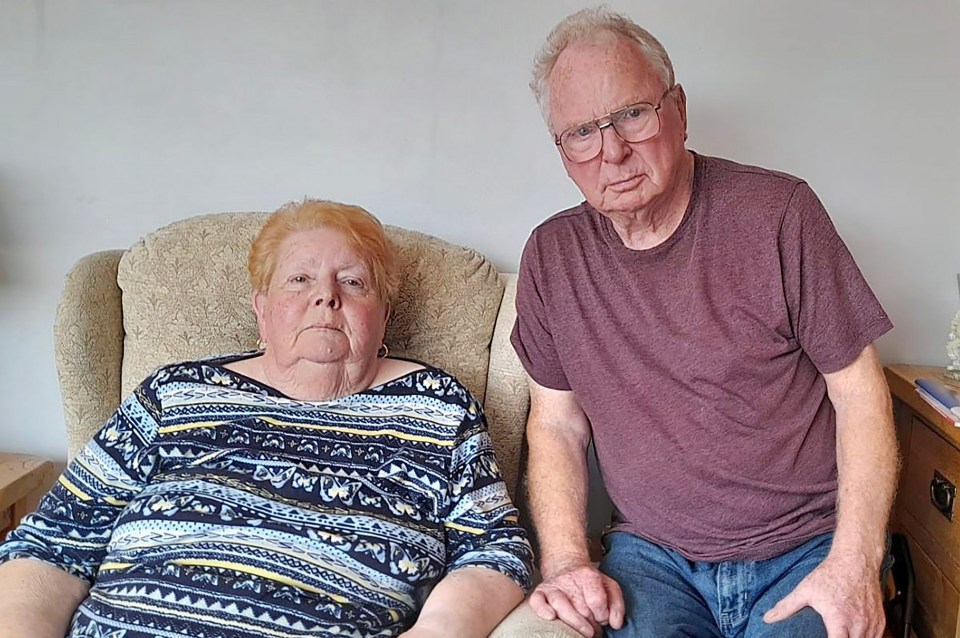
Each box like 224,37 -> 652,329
560,104 -> 661,162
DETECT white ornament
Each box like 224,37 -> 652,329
947,309 -> 960,381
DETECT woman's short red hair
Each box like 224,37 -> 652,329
248,199 -> 399,304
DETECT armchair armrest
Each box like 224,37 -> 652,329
54,250 -> 125,457
485,273 -> 530,502
490,602 -> 583,638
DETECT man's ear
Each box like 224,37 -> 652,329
674,84 -> 689,141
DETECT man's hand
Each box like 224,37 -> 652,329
529,559 -> 625,637
767,344 -> 897,638
763,554 -> 885,638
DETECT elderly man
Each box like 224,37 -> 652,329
510,7 -> 897,638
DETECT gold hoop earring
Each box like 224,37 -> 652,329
257,338 -> 266,351
377,343 -> 389,358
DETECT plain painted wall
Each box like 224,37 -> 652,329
2,0 -> 958,488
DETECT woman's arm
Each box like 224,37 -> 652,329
401,566 -> 523,638
409,388 -> 532,636
0,374 -> 163,635
0,558 -> 90,638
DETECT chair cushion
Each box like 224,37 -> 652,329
116,212 -> 504,405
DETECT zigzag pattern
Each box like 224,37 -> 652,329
0,352 -> 532,636
164,385 -> 466,429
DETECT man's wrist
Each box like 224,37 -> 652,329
826,533 -> 887,574
540,546 -> 594,579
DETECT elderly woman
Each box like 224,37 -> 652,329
0,200 -> 532,638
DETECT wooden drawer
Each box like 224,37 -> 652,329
901,418 -> 960,588
885,366 -> 960,638
901,528 -> 960,638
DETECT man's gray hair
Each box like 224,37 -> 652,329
530,6 -> 676,126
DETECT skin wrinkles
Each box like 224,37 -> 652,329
251,226 -> 389,401
548,34 -> 695,250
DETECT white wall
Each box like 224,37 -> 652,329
2,0 -> 958,470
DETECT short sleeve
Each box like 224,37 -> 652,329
510,235 -> 572,390
0,376 -> 162,583
779,183 -> 893,373
442,396 -> 533,592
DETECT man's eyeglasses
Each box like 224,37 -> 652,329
554,85 -> 676,163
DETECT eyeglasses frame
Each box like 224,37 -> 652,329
553,84 -> 678,163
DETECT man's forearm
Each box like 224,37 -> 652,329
827,347 -> 900,571
0,558 -> 89,638
832,407 -> 899,569
527,423 -> 592,575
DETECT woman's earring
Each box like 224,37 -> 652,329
257,338 -> 267,351
377,343 -> 389,358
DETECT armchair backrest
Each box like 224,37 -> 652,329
54,213 -> 530,498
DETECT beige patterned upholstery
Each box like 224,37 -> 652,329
53,212 -> 579,637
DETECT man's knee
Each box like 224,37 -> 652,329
600,534 -> 722,637
748,607 -> 827,638
605,620 -> 716,638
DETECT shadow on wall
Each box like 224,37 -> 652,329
689,100 -> 765,166
0,176 -> 14,288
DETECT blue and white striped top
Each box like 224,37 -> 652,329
0,353 -> 532,637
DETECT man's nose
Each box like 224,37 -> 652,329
599,122 -> 630,163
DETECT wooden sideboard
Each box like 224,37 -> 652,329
0,453 -> 57,540
886,365 -> 960,638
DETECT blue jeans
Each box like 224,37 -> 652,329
599,531 -> 834,638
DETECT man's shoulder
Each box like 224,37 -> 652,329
699,153 -> 808,192
526,202 -> 596,246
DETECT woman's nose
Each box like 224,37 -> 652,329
314,291 -> 340,309
313,286 -> 340,310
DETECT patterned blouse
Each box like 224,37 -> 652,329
0,353 -> 533,638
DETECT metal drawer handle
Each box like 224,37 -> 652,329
930,470 -> 956,521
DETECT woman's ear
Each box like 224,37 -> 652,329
252,290 -> 267,339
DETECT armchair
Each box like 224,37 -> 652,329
53,212 -> 579,637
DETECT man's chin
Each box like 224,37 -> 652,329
597,194 -> 651,216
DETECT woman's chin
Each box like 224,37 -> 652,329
296,349 -> 351,366
299,347 -> 373,368
295,334 -> 353,362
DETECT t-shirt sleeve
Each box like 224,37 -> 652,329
0,375 -> 162,584
442,395 -> 533,592
510,235 -> 572,390
780,182 -> 893,373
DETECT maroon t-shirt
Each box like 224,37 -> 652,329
511,153 -> 893,561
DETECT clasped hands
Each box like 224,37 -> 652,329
528,558 -> 624,638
